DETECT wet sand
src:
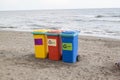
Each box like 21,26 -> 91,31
0,31 -> 120,80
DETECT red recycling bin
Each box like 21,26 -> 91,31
46,30 -> 62,61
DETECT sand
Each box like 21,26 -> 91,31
0,31 -> 120,80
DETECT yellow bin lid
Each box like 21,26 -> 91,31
32,29 -> 50,34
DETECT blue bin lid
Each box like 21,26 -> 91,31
61,31 -> 79,37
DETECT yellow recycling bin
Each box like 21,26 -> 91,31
32,29 -> 49,59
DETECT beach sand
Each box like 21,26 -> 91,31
0,31 -> 120,80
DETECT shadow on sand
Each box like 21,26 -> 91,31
8,54 -> 79,69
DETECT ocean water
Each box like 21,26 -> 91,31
0,8 -> 120,39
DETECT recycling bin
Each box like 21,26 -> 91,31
32,29 -> 49,59
61,31 -> 79,63
46,30 -> 62,61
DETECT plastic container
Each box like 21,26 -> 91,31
32,29 -> 49,59
61,31 -> 79,63
46,30 -> 62,61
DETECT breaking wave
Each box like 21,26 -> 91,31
95,15 -> 120,18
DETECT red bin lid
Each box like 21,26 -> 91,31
46,30 -> 63,36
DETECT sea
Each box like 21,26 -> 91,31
0,8 -> 120,39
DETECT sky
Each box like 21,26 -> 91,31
0,0 -> 120,11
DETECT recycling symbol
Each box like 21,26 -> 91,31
62,43 -> 72,50
63,44 -> 67,48
48,40 -> 52,44
48,39 -> 56,46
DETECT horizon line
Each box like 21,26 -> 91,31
0,7 -> 120,12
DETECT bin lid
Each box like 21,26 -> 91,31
60,31 -> 79,37
32,29 -> 50,34
46,30 -> 62,36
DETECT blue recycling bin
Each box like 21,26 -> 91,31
61,31 -> 79,63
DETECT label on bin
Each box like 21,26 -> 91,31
62,43 -> 72,51
48,39 -> 56,46
35,39 -> 43,45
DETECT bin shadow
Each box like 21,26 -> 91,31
11,54 -> 79,69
